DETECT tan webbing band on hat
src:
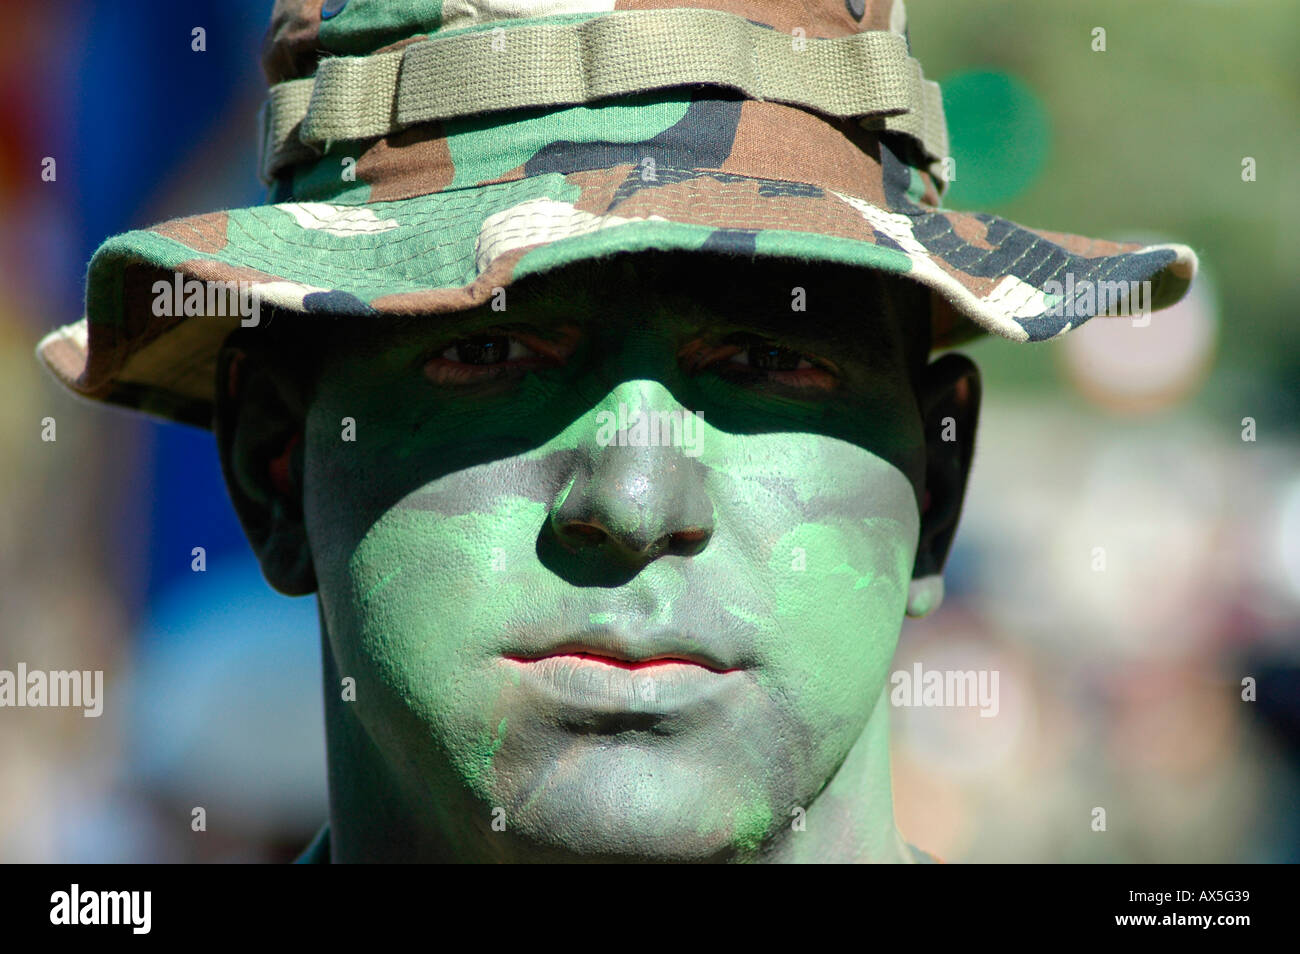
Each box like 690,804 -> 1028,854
258,8 -> 949,188
860,57 -> 949,179
261,78 -> 325,180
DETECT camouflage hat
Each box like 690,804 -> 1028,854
39,0 -> 1197,428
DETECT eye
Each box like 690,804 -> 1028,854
682,333 -> 839,391
441,335 -> 534,365
727,343 -> 815,372
422,326 -> 580,386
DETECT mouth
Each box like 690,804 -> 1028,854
504,627 -> 739,673
501,633 -> 742,717
503,648 -> 737,674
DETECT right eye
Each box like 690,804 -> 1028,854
421,325 -> 582,386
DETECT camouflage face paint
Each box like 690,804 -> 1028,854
303,257 -> 928,862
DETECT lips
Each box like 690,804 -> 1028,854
554,651 -> 710,671
502,631 -> 741,716
504,648 -> 736,674
505,628 -> 738,673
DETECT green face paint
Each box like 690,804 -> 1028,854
300,256 -> 932,862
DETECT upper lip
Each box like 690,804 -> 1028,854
504,630 -> 739,673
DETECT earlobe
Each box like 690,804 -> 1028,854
906,574 -> 944,618
214,341 -> 317,596
911,352 -> 981,590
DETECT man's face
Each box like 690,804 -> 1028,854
284,257 -> 936,860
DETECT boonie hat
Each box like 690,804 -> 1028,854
38,0 -> 1198,427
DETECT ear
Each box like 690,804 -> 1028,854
213,339 -> 317,595
907,352 -> 980,618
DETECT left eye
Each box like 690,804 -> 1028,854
727,344 -> 815,372
678,333 -> 839,392
441,335 -> 537,365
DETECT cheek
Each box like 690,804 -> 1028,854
301,428 -> 586,796
318,502 -> 536,785
702,431 -> 920,754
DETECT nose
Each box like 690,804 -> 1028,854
550,385 -> 714,567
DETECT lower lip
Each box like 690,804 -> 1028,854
503,653 -> 739,714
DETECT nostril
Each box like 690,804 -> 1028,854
558,523 -> 607,549
666,527 -> 710,557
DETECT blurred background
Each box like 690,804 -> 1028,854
0,0 -> 1296,862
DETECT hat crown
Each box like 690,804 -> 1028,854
263,0 -> 909,84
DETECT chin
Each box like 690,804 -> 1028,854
492,741 -> 782,862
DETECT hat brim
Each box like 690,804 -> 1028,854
38,161 -> 1196,428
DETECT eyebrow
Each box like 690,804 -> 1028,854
291,258 -> 907,372
494,263 -> 902,361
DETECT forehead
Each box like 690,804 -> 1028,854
462,253 -> 926,350
287,253 -> 930,375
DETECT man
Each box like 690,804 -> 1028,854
37,0 -> 1196,863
